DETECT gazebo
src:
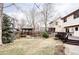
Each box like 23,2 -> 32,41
20,27 -> 33,37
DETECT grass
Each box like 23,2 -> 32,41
32,46 -> 54,55
0,37 -> 63,55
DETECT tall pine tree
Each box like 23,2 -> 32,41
2,14 -> 14,44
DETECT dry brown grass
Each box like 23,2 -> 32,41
0,37 -> 63,55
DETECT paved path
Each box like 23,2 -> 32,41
64,36 -> 79,55
65,39 -> 79,46
64,44 -> 79,55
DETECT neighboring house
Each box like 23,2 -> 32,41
49,9 -> 79,37
49,17 -> 64,32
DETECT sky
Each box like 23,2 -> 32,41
4,3 -> 79,18
3,3 -> 41,21
3,3 -> 79,27
55,3 -> 79,17
4,3 -> 33,13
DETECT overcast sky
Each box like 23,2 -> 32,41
4,3 -> 79,18
55,3 -> 79,17
3,3 -> 79,27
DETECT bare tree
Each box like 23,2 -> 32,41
19,19 -> 26,29
11,15 -> 20,30
29,5 -> 36,31
41,3 -> 54,31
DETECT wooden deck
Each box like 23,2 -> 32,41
68,36 -> 79,40
65,39 -> 79,46
65,36 -> 79,46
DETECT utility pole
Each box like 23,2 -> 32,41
0,3 -> 3,44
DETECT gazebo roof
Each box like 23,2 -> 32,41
21,27 -> 33,30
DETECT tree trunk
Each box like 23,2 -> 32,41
0,3 -> 3,44
45,11 -> 47,32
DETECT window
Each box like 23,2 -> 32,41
74,14 -> 79,19
63,19 -> 67,22
75,27 -> 78,31
66,28 -> 69,33
56,22 -> 58,25
74,10 -> 79,19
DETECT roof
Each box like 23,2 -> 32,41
49,17 -> 61,24
22,28 -> 33,30
64,24 -> 79,28
15,27 -> 33,30
61,9 -> 79,19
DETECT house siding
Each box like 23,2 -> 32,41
64,26 -> 79,37
49,9 -> 79,37
63,15 -> 79,37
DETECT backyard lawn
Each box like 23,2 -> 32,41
0,37 -> 63,55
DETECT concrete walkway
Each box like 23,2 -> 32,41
64,44 -> 79,55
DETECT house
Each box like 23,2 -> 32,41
49,9 -> 79,37
49,17 -> 64,33
62,9 -> 79,37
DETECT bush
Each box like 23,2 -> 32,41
42,31 -> 49,38
2,14 -> 14,44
